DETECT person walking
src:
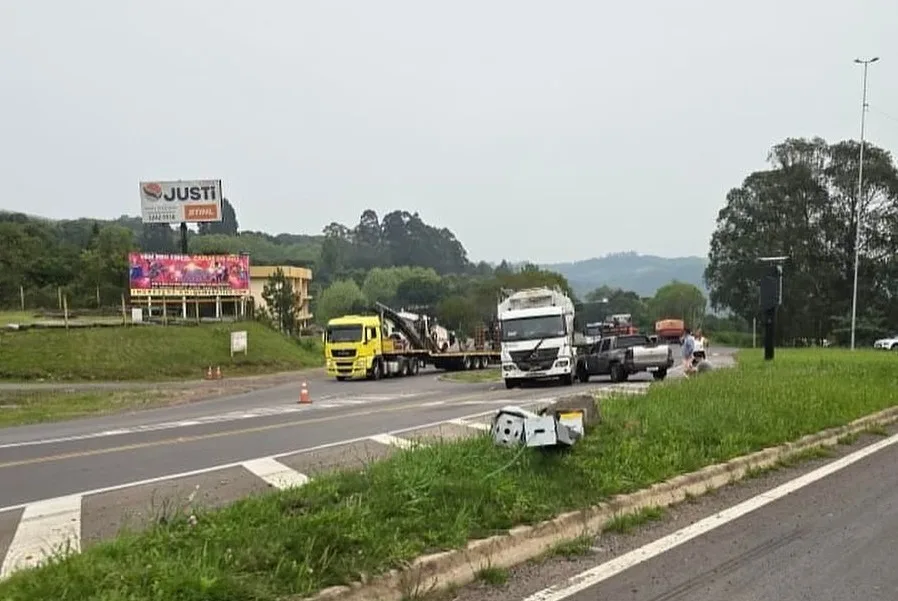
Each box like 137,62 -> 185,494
681,328 -> 696,377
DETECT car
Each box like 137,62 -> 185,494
873,335 -> 898,350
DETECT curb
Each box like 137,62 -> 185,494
303,404 -> 898,601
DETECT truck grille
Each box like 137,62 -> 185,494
509,348 -> 558,371
331,349 -> 357,358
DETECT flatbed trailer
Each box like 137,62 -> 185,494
325,302 -> 500,381
428,349 -> 498,371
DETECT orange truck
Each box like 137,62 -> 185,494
655,318 -> 685,343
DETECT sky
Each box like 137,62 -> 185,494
2,1 -> 897,264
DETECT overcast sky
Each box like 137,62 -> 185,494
2,1 -> 896,264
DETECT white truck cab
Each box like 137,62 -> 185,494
497,287 -> 576,389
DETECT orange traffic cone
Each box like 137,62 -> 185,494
205,366 -> 213,380
215,366 -> 222,380
298,381 -> 311,404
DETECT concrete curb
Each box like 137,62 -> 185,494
303,404 -> 898,601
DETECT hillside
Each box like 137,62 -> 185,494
2,210 -> 708,301
543,252 -> 708,297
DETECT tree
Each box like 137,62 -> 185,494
78,225 -> 136,303
197,198 -> 239,236
705,136 -> 898,344
139,223 -> 177,253
581,285 -> 649,329
315,279 -> 368,324
648,281 -> 707,326
261,268 -> 298,335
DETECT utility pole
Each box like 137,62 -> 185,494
759,256 -> 788,361
850,56 -> 879,351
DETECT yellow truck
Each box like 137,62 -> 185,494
324,303 -> 499,381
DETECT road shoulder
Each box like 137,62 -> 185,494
447,422 -> 898,601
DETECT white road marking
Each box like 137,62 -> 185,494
0,383 -> 678,579
0,406 -> 516,515
519,431 -> 898,601
0,393 -> 424,450
449,418 -> 491,431
370,434 -> 415,449
241,458 -> 309,490
0,494 -> 82,578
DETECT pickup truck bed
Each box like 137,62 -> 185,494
576,334 -> 674,383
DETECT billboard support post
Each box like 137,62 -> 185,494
179,222 -> 188,254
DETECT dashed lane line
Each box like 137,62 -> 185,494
0,409 -> 526,580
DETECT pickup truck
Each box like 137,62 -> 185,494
575,334 -> 673,383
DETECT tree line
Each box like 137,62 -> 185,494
313,264 -> 723,339
16,132 -> 888,346
0,204 -> 721,340
705,136 -> 898,345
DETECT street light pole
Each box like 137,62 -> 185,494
850,56 -> 879,351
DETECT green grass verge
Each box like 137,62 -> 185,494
0,389 -> 208,428
0,310 -> 125,326
441,367 -> 502,383
0,322 -> 323,382
1,348 -> 893,601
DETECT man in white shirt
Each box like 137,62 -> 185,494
681,328 -> 696,376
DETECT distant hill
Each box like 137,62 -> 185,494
542,252 -> 709,297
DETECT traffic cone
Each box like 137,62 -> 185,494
215,366 -> 222,380
298,381 -> 311,404
205,366 -> 213,380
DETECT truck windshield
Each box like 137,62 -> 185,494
326,324 -> 364,343
585,325 -> 602,337
500,315 -> 566,342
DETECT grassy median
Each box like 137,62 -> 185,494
2,348 -> 895,601
0,322 -> 322,382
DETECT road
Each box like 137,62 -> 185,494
0,365 -> 663,577
0,348 -> 732,578
453,426 -> 898,601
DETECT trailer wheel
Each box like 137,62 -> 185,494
505,378 -> 519,389
463,356 -> 473,370
476,356 -> 485,369
404,359 -> 414,376
560,373 -> 573,386
652,368 -> 667,381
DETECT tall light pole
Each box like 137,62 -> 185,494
850,56 -> 879,351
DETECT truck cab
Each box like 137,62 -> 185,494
498,287 -> 576,389
324,315 -> 382,380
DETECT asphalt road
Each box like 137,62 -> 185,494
0,348 -> 734,578
452,427 -> 898,601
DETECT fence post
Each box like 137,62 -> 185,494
19,285 -> 24,311
121,294 -> 127,326
63,295 -> 69,330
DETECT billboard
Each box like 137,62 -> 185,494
128,253 -> 250,297
139,180 -> 223,224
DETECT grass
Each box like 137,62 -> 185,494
0,310 -> 124,326
0,322 -> 323,382
440,367 -> 502,383
2,348 -> 896,601
602,506 -> 666,534
0,389 -> 215,428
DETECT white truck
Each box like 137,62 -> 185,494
497,287 -> 576,389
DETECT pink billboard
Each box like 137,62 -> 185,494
128,253 -> 250,297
